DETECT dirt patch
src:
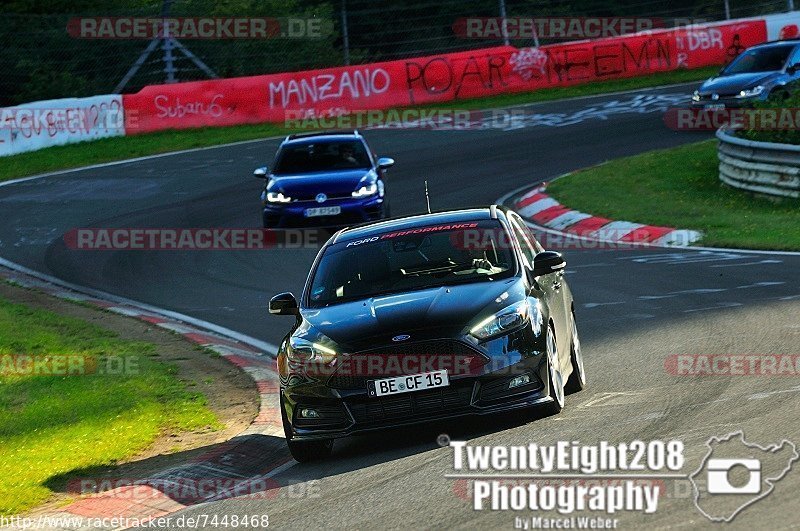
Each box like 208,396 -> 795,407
0,281 -> 259,511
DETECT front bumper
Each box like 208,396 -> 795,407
263,196 -> 385,228
280,327 -> 553,441
690,95 -> 759,109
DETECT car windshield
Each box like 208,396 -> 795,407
273,140 -> 371,174
307,220 -> 517,307
722,45 -> 794,74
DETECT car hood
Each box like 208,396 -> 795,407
699,72 -> 776,95
301,278 -> 526,351
269,169 -> 373,198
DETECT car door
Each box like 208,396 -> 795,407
516,216 -> 571,331
784,45 -> 800,93
508,214 -> 570,374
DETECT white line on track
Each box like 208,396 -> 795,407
710,259 -> 783,268
0,256 -> 279,356
683,302 -> 743,313
0,136 -> 285,189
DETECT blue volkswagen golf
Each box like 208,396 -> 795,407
255,131 -> 394,228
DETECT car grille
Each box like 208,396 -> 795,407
278,212 -> 366,227
697,93 -> 738,101
327,339 -> 487,389
295,192 -> 353,201
345,383 -> 474,424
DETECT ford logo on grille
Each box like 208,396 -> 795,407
315,193 -> 327,203
392,334 -> 411,342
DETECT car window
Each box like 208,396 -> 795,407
273,140 -> 371,174
307,220 -> 517,307
788,46 -> 800,67
512,214 -> 544,253
723,45 -> 794,74
509,217 -> 536,268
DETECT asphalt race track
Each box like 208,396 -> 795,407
3,82 -> 800,529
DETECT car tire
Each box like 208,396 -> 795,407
287,437 -> 334,463
281,397 -> 334,463
564,310 -> 586,395
541,323 -> 565,416
768,89 -> 790,102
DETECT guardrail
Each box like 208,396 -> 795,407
716,128 -> 800,199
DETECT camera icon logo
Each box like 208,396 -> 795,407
690,431 -> 798,522
706,458 -> 761,494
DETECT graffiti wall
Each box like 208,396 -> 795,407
0,95 -> 125,156
1,14 -> 792,156
122,19 -> 766,134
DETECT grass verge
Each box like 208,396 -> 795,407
545,140 -> 800,251
0,66 -> 719,183
0,296 -> 220,516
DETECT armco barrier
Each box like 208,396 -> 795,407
717,128 -> 800,198
122,19 -> 767,134
0,94 -> 125,156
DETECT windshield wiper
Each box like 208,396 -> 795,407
400,260 -> 459,277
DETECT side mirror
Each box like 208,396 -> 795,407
269,292 -> 298,315
788,63 -> 800,74
377,157 -> 395,169
253,166 -> 268,178
532,251 -> 566,277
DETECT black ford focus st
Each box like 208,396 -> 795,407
270,206 -> 586,462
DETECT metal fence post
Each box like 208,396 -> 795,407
499,0 -> 510,46
341,0 -> 351,66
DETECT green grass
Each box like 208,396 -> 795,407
546,140 -> 800,251
0,66 -> 720,183
0,297 -> 220,516
737,91 -> 800,145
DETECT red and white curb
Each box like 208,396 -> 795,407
0,264 -> 290,530
513,185 -> 702,247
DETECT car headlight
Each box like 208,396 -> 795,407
692,90 -> 701,102
266,191 -> 291,203
737,85 -> 764,98
352,183 -> 378,197
470,300 -> 541,340
287,336 -> 338,364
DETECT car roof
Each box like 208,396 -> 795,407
282,130 -> 363,146
748,39 -> 800,50
332,206 -> 507,244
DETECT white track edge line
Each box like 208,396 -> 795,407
0,256 -> 280,356
0,81 -> 701,189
